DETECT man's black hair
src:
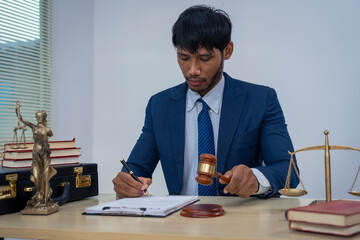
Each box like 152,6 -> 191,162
172,5 -> 232,53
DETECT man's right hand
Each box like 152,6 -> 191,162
112,172 -> 152,198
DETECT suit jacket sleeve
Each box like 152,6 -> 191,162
255,88 -> 299,198
124,96 -> 160,178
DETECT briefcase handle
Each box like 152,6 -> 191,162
24,182 -> 70,206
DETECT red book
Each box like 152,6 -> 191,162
2,147 -> 81,160
3,138 -> 76,151
1,155 -> 80,168
289,220 -> 360,237
286,200 -> 360,227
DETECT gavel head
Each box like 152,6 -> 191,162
195,153 -> 217,186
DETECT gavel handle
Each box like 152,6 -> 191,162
214,172 -> 230,184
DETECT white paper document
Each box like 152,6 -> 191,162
85,195 -> 199,217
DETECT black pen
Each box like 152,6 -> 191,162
120,158 -> 151,196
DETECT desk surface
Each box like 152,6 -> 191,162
0,194 -> 359,240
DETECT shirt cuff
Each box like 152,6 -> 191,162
251,168 -> 271,195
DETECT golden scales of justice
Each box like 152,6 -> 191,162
11,100 -> 28,149
279,130 -> 360,202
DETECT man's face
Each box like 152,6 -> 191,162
177,47 -> 224,97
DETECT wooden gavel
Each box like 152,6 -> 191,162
196,153 -> 230,186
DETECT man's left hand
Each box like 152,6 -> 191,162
219,164 -> 259,198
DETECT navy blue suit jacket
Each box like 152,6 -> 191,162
126,73 -> 299,197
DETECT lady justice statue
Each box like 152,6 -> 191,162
16,100 -> 59,215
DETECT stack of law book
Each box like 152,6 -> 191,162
1,138 -> 80,168
286,199 -> 360,237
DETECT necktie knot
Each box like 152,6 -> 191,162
199,99 -> 209,112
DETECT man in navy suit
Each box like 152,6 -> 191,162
113,5 -> 299,198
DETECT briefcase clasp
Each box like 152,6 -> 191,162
0,173 -> 18,200
74,167 -> 91,188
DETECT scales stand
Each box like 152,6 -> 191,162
279,130 -> 360,202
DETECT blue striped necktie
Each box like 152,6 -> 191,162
197,99 -> 217,196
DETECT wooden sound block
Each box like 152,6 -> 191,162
180,204 -> 225,218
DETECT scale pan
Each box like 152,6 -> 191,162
279,188 -> 307,197
348,191 -> 360,197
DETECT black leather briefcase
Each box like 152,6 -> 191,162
0,163 -> 98,215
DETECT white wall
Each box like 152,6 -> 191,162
53,0 -> 95,163
53,0 -> 360,200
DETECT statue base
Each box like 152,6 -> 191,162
21,202 -> 59,215
180,203 -> 225,218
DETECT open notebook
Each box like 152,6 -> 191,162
85,195 -> 199,217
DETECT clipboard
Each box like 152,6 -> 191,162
84,195 -> 199,217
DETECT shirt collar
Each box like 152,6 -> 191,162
186,74 -> 225,114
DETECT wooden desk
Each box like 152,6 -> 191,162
0,194 -> 358,240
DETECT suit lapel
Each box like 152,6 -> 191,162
217,74 -> 247,174
168,83 -> 187,191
